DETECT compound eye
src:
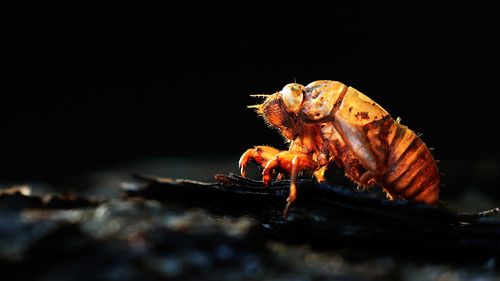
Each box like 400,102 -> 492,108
281,83 -> 304,113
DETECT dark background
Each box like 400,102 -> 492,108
2,2 -> 499,200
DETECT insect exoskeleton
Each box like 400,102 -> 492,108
240,80 -> 440,217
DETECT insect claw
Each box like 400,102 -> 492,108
262,174 -> 272,186
239,165 -> 246,178
283,193 -> 297,219
238,152 -> 250,178
282,201 -> 292,219
262,157 -> 279,186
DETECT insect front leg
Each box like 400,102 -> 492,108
261,152 -> 318,218
239,146 -> 281,177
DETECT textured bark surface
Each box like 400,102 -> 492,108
1,174 -> 499,281
126,173 -> 500,256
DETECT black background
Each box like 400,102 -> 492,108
2,2 -> 499,192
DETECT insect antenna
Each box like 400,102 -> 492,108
247,94 -> 272,113
246,104 -> 261,109
249,94 -> 271,98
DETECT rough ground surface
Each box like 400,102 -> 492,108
1,174 -> 500,281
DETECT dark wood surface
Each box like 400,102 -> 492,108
1,173 -> 499,281
127,173 -> 500,257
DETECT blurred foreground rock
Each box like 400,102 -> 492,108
1,174 -> 500,281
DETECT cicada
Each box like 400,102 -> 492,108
239,80 -> 440,217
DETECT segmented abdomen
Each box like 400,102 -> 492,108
380,121 -> 440,204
